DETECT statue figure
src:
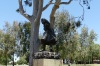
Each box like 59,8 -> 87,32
34,18 -> 60,59
41,18 -> 56,51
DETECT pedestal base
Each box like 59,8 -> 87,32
34,51 -> 60,59
33,59 -> 63,66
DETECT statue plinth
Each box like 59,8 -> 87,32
33,59 -> 63,66
34,51 -> 60,59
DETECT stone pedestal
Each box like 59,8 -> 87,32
33,59 -> 63,66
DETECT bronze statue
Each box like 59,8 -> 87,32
41,18 -> 56,51
34,18 -> 60,59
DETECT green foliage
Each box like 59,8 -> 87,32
17,55 -> 27,65
54,10 -> 81,60
18,22 -> 31,56
0,21 -> 19,65
54,10 -> 100,64
0,21 -> 31,64
77,26 -> 98,64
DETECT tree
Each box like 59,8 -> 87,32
11,21 -> 20,66
93,44 -> 100,60
88,30 -> 97,63
79,26 -> 89,63
54,10 -> 81,62
18,22 -> 31,63
18,22 -> 31,55
0,30 -> 5,64
0,22 -> 19,66
17,0 -> 91,66
77,26 -> 97,64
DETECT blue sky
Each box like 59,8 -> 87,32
0,0 -> 100,44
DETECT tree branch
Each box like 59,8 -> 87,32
34,0 -> 43,23
18,0 -> 32,21
42,0 -> 53,11
60,0 -> 72,4
50,0 -> 61,28
79,0 -> 85,20
31,0 -> 39,22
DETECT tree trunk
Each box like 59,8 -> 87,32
13,52 -> 14,66
29,0 -> 43,65
5,54 -> 7,66
29,20 -> 40,66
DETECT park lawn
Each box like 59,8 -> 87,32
1,64 -> 100,66
64,64 -> 100,66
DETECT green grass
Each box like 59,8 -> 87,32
1,64 -> 100,66
64,64 -> 100,66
